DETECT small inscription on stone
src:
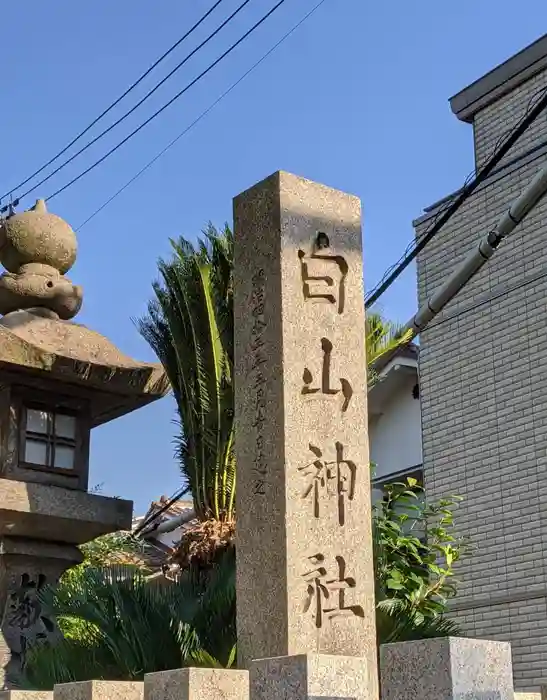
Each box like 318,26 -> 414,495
250,268 -> 267,496
5,573 -> 56,665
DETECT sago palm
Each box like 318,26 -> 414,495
139,224 -> 411,562
20,559 -> 236,690
366,311 -> 406,362
366,311 -> 413,389
21,541 -> 455,689
138,225 -> 235,524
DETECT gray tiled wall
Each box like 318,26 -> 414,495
416,67 -> 547,690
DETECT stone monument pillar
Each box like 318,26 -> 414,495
234,172 -> 378,700
0,200 -> 169,686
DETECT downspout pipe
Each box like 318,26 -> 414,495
406,164 -> 547,338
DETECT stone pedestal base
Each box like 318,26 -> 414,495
0,538 -> 83,688
0,692 -> 52,700
380,637 -> 513,700
145,668 -> 249,700
250,654 -> 376,700
55,681 -> 143,700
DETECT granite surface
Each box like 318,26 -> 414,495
380,637 -> 513,700
0,200 -> 81,319
0,313 -> 169,424
233,172 -> 376,696
0,199 -> 168,424
0,547 -> 81,686
0,692 -> 52,700
0,479 -> 132,543
54,682 -> 143,700
145,668 -> 249,700
250,653 -> 372,700
0,200 -> 77,274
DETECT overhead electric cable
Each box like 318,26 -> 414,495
0,0 -> 228,203
77,0 -> 328,230
16,0 -> 258,205
365,85 -> 547,309
87,0 -> 329,538
133,485 -> 191,538
400,162 -> 547,340
43,0 -> 290,203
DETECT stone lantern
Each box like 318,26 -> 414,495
0,200 -> 168,685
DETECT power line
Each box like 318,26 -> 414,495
44,0 -> 290,204
366,84 -> 547,307
77,0 -> 329,231
84,0 -> 325,535
16,0 -> 257,206
416,79 -> 547,246
135,264 -> 547,538
481,79 -> 547,169
0,0 -> 228,204
364,84 -> 547,309
97,0 -> 329,539
403,161 -> 547,342
133,485 -> 191,538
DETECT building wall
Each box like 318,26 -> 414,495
474,70 -> 547,169
417,62 -> 547,689
369,373 -> 422,482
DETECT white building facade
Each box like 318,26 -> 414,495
369,344 -> 422,500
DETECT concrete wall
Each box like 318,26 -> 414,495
416,44 -> 547,690
369,373 -> 422,482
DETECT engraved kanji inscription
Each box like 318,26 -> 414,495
298,442 -> 356,526
302,554 -> 364,629
5,573 -> 56,667
250,268 -> 267,496
298,249 -> 348,314
302,338 -> 353,412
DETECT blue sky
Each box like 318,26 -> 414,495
1,0 -> 545,514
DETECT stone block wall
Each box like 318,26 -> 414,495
416,48 -> 547,689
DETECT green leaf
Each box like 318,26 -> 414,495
387,579 -> 405,591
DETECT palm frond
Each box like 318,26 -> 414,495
376,598 -> 460,645
138,227 -> 235,522
366,311 -> 407,365
22,567 -> 202,689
